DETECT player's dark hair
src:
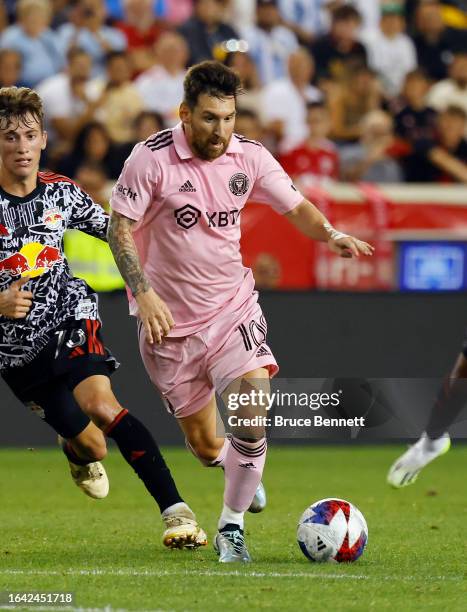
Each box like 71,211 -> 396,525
0,86 -> 44,131
183,61 -> 242,109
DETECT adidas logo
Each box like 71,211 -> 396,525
179,180 -> 196,192
256,346 -> 271,357
239,462 -> 256,469
317,536 -> 327,551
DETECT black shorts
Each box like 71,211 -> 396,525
2,318 -> 118,439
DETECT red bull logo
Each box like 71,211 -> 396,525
43,207 -> 63,229
0,242 -> 62,278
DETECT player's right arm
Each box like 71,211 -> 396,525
0,277 -> 33,319
107,211 -> 174,345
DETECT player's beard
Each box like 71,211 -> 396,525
191,131 -> 229,160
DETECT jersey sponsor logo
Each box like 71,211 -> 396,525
116,183 -> 138,201
174,205 -> 241,230
206,209 -> 240,227
174,204 -> 201,229
0,242 -> 61,278
179,180 -> 196,192
42,207 -> 63,229
229,173 -> 250,196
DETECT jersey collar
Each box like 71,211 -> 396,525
172,122 -> 244,161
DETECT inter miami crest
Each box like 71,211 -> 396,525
174,204 -> 201,229
229,173 -> 249,196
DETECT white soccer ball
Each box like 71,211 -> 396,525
297,498 -> 368,562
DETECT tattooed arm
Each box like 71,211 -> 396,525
107,210 -> 174,344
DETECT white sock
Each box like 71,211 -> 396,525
162,501 -> 190,517
218,504 -> 244,530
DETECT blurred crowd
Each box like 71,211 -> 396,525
1,0 -> 467,194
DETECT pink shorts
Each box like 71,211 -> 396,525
138,295 -> 278,418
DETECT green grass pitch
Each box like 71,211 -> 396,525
0,445 -> 465,611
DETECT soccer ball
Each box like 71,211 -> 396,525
297,498 -> 368,563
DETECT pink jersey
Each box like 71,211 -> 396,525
110,123 -> 303,337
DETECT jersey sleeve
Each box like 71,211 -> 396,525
67,184 -> 108,240
249,145 -> 304,214
110,143 -> 159,221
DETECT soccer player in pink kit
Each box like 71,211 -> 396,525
108,61 -> 374,562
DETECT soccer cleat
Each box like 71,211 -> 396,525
162,504 -> 208,549
248,481 -> 267,513
58,435 -> 109,499
69,460 -> 110,499
214,524 -> 251,563
387,432 -> 451,488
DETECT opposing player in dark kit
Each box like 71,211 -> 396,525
108,61 -> 374,562
0,86 -> 206,549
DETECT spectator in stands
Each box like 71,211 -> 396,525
91,50 -> 145,143
362,2 -> 417,98
114,0 -> 166,76
74,160 -> 109,207
252,253 -> 281,290
340,110 -> 403,183
261,46 -> 322,152
279,101 -> 339,188
310,4 -> 367,83
178,0 -> 238,66
241,0 -> 298,85
234,108 -> 265,143
56,121 -> 129,179
328,65 -> 383,143
132,110 -> 165,142
413,105 -> 467,183
277,0 -> 329,45
427,51 -> 467,116
412,0 -> 467,80
37,47 -> 101,153
0,49 -> 22,87
50,0 -> 74,29
0,0 -> 64,88
58,0 -> 127,76
393,68 -> 438,180
135,31 -> 188,127
225,51 -> 263,118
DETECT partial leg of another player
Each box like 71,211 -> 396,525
73,374 -> 207,548
178,367 -> 269,562
387,353 -> 467,488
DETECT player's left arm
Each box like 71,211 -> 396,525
250,146 -> 374,258
285,199 -> 374,258
67,184 -> 109,241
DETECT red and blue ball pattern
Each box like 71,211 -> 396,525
297,498 -> 368,563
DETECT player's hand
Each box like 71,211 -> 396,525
136,287 -> 175,345
328,236 -> 375,258
0,276 -> 33,319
